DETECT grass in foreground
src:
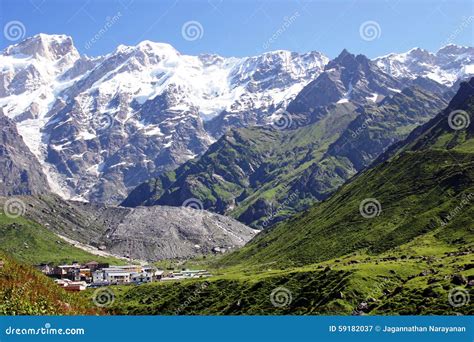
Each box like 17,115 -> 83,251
98,234 -> 473,315
0,253 -> 102,315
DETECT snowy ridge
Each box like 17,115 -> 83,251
0,34 -> 328,203
1,34 -> 472,203
374,45 -> 474,86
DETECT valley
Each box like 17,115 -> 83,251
102,79 -> 474,316
106,238 -> 473,315
0,32 -> 473,316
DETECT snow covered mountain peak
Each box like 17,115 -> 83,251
0,33 -> 330,203
374,44 -> 474,86
3,33 -> 79,63
114,40 -> 180,60
0,34 -> 81,118
1,34 -> 472,204
437,43 -> 473,55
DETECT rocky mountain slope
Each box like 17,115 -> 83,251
0,34 -> 328,203
123,51 -> 448,228
0,108 -> 50,195
0,210 -> 123,265
1,35 -> 473,204
220,78 -> 474,267
286,49 -> 404,124
106,80 -> 474,316
0,194 -> 257,261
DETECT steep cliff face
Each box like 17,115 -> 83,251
0,109 -> 50,195
1,34 -> 329,203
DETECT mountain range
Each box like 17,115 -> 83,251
109,77 -> 473,316
1,33 -> 473,316
1,34 -> 473,206
222,77 -> 474,267
122,50 -> 453,227
1,34 -> 328,203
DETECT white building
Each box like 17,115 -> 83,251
92,270 -> 106,283
91,265 -> 165,285
105,270 -> 131,284
92,267 -> 132,284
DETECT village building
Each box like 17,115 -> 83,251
36,263 -> 54,275
110,265 -> 142,273
161,269 -> 211,281
181,270 -> 212,278
106,270 -> 131,284
52,264 -> 82,281
54,279 -> 87,291
83,261 -> 109,272
42,260 -> 209,289
93,267 -> 136,284
79,268 -> 92,282
154,270 -> 165,280
92,269 -> 106,284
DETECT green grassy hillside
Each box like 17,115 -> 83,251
101,80 -> 474,316
124,88 -> 446,229
106,235 -> 473,315
0,253 -> 102,315
0,211 -> 123,265
220,149 -> 473,267
219,79 -> 474,268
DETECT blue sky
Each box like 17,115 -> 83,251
0,0 -> 473,58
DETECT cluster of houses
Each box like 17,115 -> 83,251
36,261 -> 211,292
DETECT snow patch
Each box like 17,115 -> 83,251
366,93 -> 379,102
